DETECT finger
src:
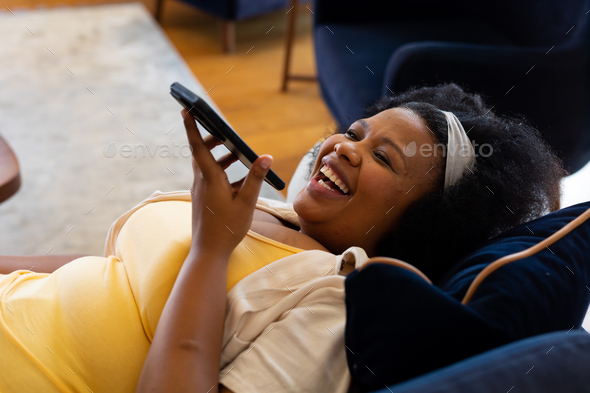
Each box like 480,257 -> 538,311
237,155 -> 273,206
203,134 -> 222,151
182,109 -> 220,180
191,155 -> 200,177
217,151 -> 239,170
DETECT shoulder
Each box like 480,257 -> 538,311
252,209 -> 330,253
255,197 -> 300,227
253,208 -> 285,226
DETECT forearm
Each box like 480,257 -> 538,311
0,254 -> 89,274
137,107 -> 271,392
136,247 -> 230,393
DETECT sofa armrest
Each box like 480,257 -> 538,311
313,0 -> 458,25
0,254 -> 89,274
383,41 -> 586,94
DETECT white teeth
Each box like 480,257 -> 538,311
318,179 -> 333,191
319,165 -> 350,195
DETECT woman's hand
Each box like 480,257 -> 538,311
136,110 -> 268,393
183,109 -> 273,258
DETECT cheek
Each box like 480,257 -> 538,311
309,139 -> 335,172
320,137 -> 339,155
358,171 -> 400,208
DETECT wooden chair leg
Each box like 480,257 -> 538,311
154,0 -> 164,23
222,20 -> 236,53
281,0 -> 298,92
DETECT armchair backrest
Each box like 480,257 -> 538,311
313,0 -> 464,25
315,0 -> 590,47
469,0 -> 590,46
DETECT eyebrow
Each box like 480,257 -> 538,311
358,120 -> 407,170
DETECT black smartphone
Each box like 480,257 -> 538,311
170,82 -> 285,191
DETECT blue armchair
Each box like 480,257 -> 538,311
313,0 -> 590,173
156,0 -> 289,52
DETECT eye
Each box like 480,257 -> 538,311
345,129 -> 393,169
374,151 -> 390,166
345,129 -> 358,140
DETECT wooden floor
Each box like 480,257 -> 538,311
1,0 -> 335,197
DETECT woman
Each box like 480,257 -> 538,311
0,84 -> 565,392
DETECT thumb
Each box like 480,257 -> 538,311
238,155 -> 273,205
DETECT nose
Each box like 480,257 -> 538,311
334,141 -> 360,166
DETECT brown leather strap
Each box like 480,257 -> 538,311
461,206 -> 590,304
357,257 -> 433,284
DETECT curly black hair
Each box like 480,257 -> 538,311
309,83 -> 567,283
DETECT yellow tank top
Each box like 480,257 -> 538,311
0,200 -> 303,392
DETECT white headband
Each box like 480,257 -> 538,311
441,110 -> 475,188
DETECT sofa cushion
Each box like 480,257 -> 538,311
344,201 -> 590,390
372,330 -> 590,393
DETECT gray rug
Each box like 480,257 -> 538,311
0,2 -> 283,256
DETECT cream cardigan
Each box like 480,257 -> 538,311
104,190 -> 370,393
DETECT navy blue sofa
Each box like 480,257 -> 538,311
345,201 -> 590,392
313,0 -> 590,173
373,330 -> 590,393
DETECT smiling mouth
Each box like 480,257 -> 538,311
314,165 -> 350,195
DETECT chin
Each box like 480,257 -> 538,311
292,187 -> 324,221
292,187 -> 311,212
292,190 -> 302,211
292,193 -> 311,223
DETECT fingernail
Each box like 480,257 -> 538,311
260,155 -> 272,169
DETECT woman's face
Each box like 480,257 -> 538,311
293,107 -> 443,256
